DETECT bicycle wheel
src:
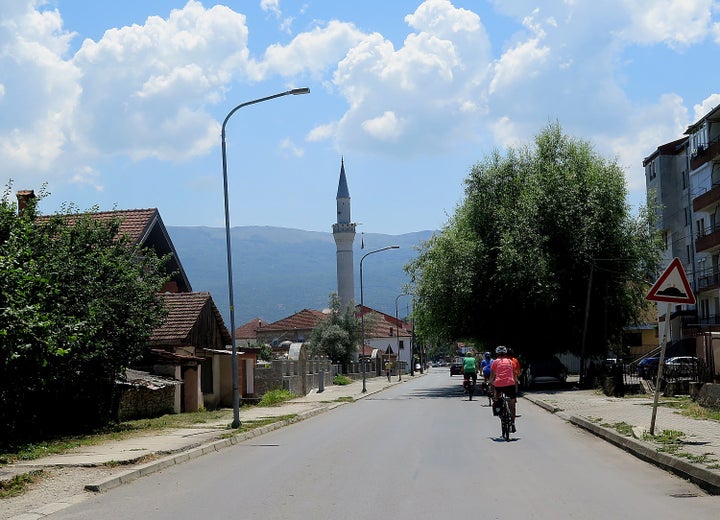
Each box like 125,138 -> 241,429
468,383 -> 474,400
501,398 -> 511,441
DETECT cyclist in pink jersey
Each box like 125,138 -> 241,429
489,346 -> 518,432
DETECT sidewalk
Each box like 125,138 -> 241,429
524,388 -> 720,495
1,374 -> 410,494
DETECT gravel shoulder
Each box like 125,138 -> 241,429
1,466 -> 127,520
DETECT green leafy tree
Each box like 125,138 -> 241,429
0,187 -> 170,446
406,123 -> 661,360
258,343 -> 274,361
306,293 -> 365,367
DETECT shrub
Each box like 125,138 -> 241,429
333,374 -> 352,385
258,389 -> 295,407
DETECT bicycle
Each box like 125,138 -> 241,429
480,381 -> 493,406
493,391 -> 513,441
462,374 -> 476,400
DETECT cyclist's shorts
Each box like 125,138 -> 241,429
495,384 -> 516,399
463,372 -> 477,381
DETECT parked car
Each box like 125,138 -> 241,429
523,357 -> 567,389
636,357 -> 659,380
450,357 -> 463,376
664,356 -> 700,378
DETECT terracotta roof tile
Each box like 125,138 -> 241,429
79,209 -> 158,245
150,292 -> 231,345
261,309 -> 327,331
235,317 -> 265,340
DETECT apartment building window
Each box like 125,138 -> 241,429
646,161 -> 657,180
697,217 -> 706,237
684,207 -> 689,226
662,230 -> 669,249
682,170 -> 687,190
687,244 -> 691,263
399,340 -> 405,350
701,299 -> 709,320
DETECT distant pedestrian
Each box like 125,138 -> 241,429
385,360 -> 392,382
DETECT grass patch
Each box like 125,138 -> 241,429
0,409 -> 234,463
333,374 -> 352,385
643,429 -> 685,455
1,399 -> 302,465
0,470 -> 44,499
601,421 -> 636,438
678,452 -> 717,465
335,396 -> 354,403
257,389 -> 296,407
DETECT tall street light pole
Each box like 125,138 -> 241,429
222,87 -> 310,429
360,245 -> 400,393
395,293 -> 414,381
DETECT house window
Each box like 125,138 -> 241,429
399,340 -> 405,350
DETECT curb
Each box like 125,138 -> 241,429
524,395 -> 720,495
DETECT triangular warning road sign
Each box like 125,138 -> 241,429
646,257 -> 695,304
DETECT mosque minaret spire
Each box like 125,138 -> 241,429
332,157 -> 356,312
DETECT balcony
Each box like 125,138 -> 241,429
696,225 -> 720,253
690,136 -> 720,170
693,182 -> 720,213
697,265 -> 720,291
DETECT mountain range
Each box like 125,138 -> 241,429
166,226 -> 435,328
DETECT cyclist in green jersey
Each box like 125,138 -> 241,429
463,352 -> 478,388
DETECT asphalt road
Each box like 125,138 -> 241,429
48,369 -> 719,519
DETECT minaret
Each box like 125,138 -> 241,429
333,158 -> 356,312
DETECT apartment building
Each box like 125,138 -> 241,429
645,103 -> 720,376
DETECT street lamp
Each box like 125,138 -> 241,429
395,293 -> 414,381
360,245 -> 400,393
222,87 -> 310,428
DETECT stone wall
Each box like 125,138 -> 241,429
118,385 -> 176,421
254,358 -> 335,396
696,383 -> 720,409
253,358 -> 382,397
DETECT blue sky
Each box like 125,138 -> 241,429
2,0 -> 720,235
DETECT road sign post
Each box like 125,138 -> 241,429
645,258 -> 695,435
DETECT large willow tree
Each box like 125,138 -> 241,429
406,123 -> 661,360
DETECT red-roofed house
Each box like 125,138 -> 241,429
254,309 -> 327,347
356,305 -> 414,372
235,317 -> 265,347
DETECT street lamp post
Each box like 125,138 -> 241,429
360,245 -> 400,393
222,87 -> 310,429
395,293 -> 414,381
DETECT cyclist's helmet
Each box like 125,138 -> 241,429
484,352 -> 491,359
496,346 -> 507,355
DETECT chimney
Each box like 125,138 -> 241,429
16,190 -> 35,215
